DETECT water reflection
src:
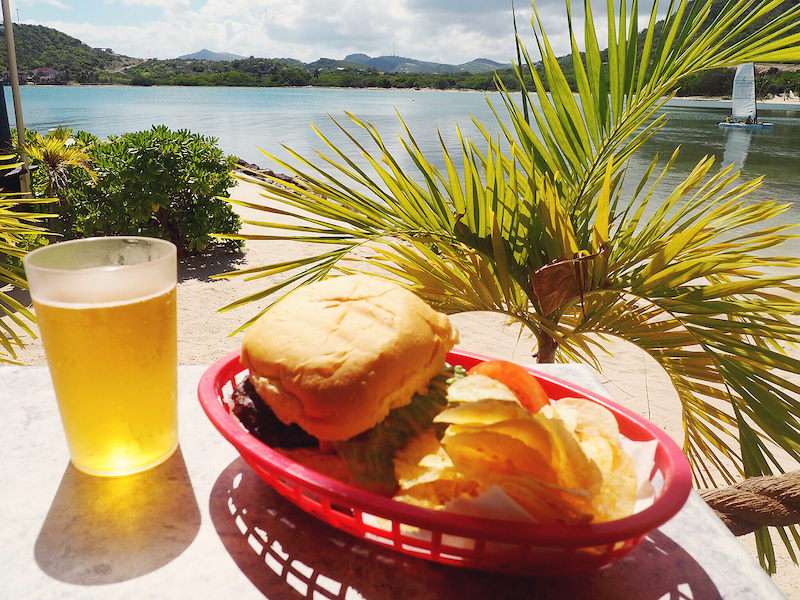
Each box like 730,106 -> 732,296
721,128 -> 755,170
719,126 -> 777,171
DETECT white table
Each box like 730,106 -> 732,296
0,365 -> 785,599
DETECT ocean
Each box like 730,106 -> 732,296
9,85 -> 800,224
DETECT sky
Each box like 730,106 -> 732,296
9,0 -> 655,65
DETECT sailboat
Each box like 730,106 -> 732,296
718,63 -> 773,128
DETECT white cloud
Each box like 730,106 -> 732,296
19,0 -> 69,8
26,0 -> 660,64
111,0 -> 191,8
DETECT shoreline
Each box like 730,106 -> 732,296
22,84 -> 800,110
671,94 -> 800,109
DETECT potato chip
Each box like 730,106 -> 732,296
434,398 -> 530,425
394,428 -> 459,489
395,477 -> 481,511
442,430 -> 558,485
544,397 -> 619,444
591,444 -> 637,522
532,413 -> 603,497
275,447 -> 356,487
391,389 -> 639,525
487,474 -> 594,524
446,374 -> 520,404
542,396 -> 637,523
394,429 -> 481,510
579,435 -> 615,473
474,418 -> 553,459
438,401 -> 603,520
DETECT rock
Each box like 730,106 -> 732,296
234,159 -> 306,189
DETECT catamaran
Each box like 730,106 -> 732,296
718,63 -> 773,128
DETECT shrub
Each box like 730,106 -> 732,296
24,126 -> 243,256
78,126 -> 242,255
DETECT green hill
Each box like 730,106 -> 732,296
1,6 -> 797,95
0,23 -> 132,80
546,0 -> 800,96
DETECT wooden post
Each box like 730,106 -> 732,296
2,0 -> 31,195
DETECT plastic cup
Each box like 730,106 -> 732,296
24,236 -> 178,476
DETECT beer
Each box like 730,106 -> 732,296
34,286 -> 178,476
24,236 -> 179,477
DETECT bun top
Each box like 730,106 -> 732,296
241,275 -> 459,441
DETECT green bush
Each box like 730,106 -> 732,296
676,68 -> 735,97
25,126 -> 242,256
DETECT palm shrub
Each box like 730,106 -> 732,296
219,0 -> 800,570
23,126 -> 97,237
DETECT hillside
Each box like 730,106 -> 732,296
0,23 -> 131,82
119,55 -> 515,90
2,6 -> 798,95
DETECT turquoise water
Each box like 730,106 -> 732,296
10,86 -> 506,166
9,85 -> 800,222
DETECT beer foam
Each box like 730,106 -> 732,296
25,237 -> 177,306
32,283 -> 176,309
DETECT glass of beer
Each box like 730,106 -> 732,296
24,236 -> 178,477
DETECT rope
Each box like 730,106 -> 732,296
699,471 -> 800,536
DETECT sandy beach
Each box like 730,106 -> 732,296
4,177 -> 800,596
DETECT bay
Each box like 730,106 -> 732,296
9,85 -> 800,229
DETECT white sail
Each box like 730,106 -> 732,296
731,63 -> 757,120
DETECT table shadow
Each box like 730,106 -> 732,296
210,457 -> 722,600
34,447 -> 200,585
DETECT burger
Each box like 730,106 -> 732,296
224,274 -> 640,524
226,274 -> 462,494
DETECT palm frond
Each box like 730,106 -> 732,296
220,0 -> 800,571
0,191 -> 54,363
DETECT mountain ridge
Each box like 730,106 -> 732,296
171,49 -> 507,73
0,22 -> 507,77
2,12 -> 797,94
343,53 -> 508,74
177,49 -> 248,62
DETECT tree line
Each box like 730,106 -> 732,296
3,1 -> 799,96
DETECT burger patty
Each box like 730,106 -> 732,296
224,377 -> 319,448
224,364 -> 468,495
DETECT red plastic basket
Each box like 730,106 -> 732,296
198,348 -> 692,575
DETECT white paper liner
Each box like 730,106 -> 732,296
620,436 -> 659,514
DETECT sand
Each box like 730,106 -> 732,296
4,177 -> 800,596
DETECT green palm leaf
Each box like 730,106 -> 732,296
220,0 -> 800,571
0,187 -> 53,364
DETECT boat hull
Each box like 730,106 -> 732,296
718,122 -> 773,128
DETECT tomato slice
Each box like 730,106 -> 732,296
467,360 -> 550,413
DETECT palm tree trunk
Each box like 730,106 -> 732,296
536,330 -> 558,363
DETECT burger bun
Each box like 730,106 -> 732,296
241,275 -> 459,441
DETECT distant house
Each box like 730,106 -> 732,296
33,67 -> 59,81
94,47 -> 113,53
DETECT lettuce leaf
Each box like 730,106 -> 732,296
333,364 -> 467,494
